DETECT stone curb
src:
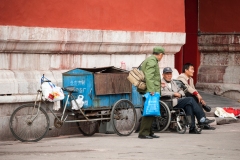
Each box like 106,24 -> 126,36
216,117 -> 240,125
204,107 -> 240,125
204,116 -> 240,126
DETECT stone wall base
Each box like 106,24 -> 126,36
197,34 -> 240,100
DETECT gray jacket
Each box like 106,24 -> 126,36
161,78 -> 185,107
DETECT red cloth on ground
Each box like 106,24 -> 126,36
223,107 -> 240,117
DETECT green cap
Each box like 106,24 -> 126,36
153,46 -> 165,54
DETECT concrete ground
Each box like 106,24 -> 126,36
1,91 -> 240,160
0,122 -> 240,160
199,90 -> 240,125
199,90 -> 240,109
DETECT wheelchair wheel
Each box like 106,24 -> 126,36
153,101 -> 171,132
176,122 -> 187,134
195,124 -> 203,134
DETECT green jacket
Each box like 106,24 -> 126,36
138,55 -> 161,94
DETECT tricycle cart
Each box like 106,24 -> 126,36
9,67 -> 141,142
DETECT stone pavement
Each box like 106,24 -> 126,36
1,122 -> 240,160
199,90 -> 240,109
1,91 -> 240,160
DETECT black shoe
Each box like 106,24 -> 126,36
202,105 -> 211,112
199,118 -> 214,125
206,118 -> 215,122
189,128 -> 201,134
150,134 -> 160,138
200,118 -> 215,125
138,135 -> 153,139
203,124 -> 216,130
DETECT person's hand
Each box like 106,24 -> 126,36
196,94 -> 203,103
150,92 -> 154,96
174,92 -> 181,98
161,82 -> 166,88
200,99 -> 206,106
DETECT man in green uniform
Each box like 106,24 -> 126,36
138,46 -> 165,139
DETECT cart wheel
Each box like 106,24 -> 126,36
111,99 -> 137,136
76,121 -> 99,136
153,101 -> 171,132
176,122 -> 187,134
9,104 -> 50,142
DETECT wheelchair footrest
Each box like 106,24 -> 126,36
179,112 -> 185,116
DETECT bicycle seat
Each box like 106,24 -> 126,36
62,86 -> 78,93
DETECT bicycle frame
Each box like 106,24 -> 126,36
34,89 -> 111,125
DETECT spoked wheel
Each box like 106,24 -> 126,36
153,101 -> 171,132
111,99 -> 137,136
176,121 -> 187,134
76,120 -> 99,136
9,104 -> 50,142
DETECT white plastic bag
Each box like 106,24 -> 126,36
72,95 -> 84,110
53,101 -> 61,111
41,82 -> 55,101
52,87 -> 64,102
41,82 -> 64,102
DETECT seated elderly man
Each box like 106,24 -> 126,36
161,67 -> 214,134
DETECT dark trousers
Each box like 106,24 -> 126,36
174,97 -> 205,128
138,116 -> 155,136
185,92 -> 203,108
138,97 -> 156,136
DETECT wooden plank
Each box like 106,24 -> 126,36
94,73 -> 131,95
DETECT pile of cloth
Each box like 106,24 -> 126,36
214,107 -> 240,119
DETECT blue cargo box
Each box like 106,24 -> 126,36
62,66 -> 142,110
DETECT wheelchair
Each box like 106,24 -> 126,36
152,95 -> 203,134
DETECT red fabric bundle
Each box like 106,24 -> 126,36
223,107 -> 240,117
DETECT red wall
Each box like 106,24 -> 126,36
175,0 -> 199,83
199,0 -> 240,32
0,0 -> 185,32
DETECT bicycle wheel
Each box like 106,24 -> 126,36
154,101 -> 171,132
9,104 -> 50,142
111,99 -> 137,136
76,121 -> 98,136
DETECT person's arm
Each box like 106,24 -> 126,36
178,76 -> 204,103
172,81 -> 185,98
188,78 -> 206,103
161,87 -> 175,97
144,59 -> 157,95
196,93 -> 206,105
161,81 -> 181,98
178,76 -> 198,95
161,88 -> 181,98
173,81 -> 185,98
